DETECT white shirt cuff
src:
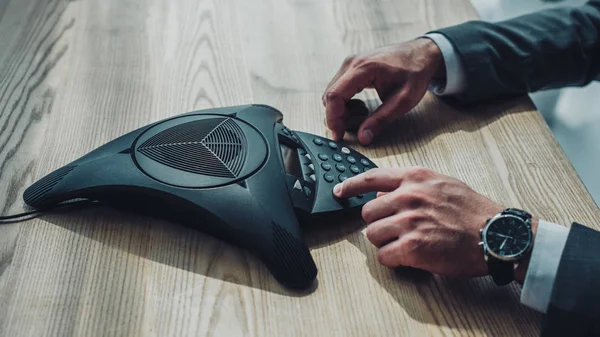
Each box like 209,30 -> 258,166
421,33 -> 467,95
520,220 -> 570,313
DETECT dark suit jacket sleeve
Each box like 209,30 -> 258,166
540,223 -> 600,337
430,0 -> 600,104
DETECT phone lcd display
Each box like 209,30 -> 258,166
280,144 -> 303,178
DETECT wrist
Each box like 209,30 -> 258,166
479,209 -> 538,285
417,37 -> 446,80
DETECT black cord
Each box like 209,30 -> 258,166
0,199 -> 99,223
0,208 -> 41,220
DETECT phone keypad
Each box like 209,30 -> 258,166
286,129 -> 378,215
309,137 -> 375,184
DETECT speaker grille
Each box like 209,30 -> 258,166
137,118 -> 247,178
24,165 -> 77,206
271,222 -> 317,287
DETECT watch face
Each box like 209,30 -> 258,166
484,215 -> 531,259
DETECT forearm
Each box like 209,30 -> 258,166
431,0 -> 600,103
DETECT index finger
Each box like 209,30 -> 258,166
324,68 -> 374,141
333,168 -> 407,198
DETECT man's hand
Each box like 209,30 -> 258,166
323,38 -> 445,144
333,167 -> 536,281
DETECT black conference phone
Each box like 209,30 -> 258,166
23,104 -> 377,289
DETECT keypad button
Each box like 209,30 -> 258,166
318,153 -> 328,161
346,156 -> 356,164
335,163 -> 346,172
338,174 -> 349,182
303,186 -> 312,197
349,165 -> 360,174
333,154 -> 343,162
323,173 -> 335,183
341,147 -> 350,154
356,194 -> 363,199
313,138 -> 324,146
321,162 -> 332,171
360,158 -> 370,166
328,141 -> 338,149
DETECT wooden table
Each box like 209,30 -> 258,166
1,0 -> 599,336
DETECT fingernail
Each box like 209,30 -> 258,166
333,183 -> 342,196
361,129 -> 373,144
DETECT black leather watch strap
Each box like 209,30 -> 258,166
502,208 -> 532,219
488,257 -> 514,286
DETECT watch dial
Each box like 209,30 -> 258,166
484,216 -> 531,258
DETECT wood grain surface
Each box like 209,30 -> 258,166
1,0 -> 599,336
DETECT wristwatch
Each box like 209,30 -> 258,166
479,208 -> 534,286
